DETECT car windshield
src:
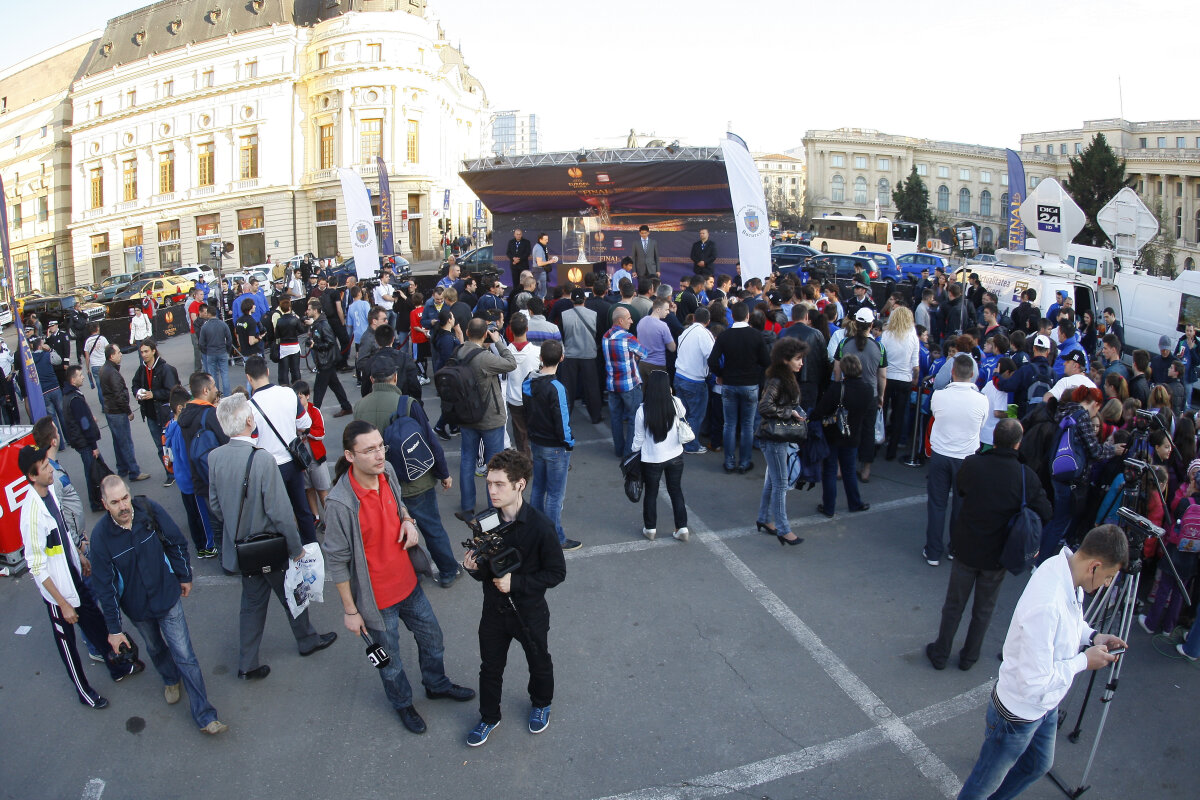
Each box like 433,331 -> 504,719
124,280 -> 150,293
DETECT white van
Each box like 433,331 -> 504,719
1113,269 -> 1200,354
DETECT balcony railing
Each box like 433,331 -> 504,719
235,178 -> 259,191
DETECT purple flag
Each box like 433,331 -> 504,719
0,177 -> 45,421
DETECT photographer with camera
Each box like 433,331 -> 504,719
462,449 -> 566,747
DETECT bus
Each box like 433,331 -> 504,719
810,216 -> 918,256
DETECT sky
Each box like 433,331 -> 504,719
4,0 -> 1198,155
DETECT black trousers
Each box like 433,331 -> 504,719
928,560 -> 1007,668
313,366 -> 351,413
559,356 -> 602,422
332,321 -> 351,369
478,600 -> 553,724
641,455 -> 687,530
882,379 -> 912,460
45,576 -> 124,704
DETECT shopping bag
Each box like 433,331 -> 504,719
283,542 -> 325,619
874,408 -> 886,445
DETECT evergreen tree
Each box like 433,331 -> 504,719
892,166 -> 937,242
1063,133 -> 1129,246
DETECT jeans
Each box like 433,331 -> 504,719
460,425 -> 506,513
531,443 -> 571,544
1036,480 -> 1076,566
130,599 -> 219,729
203,353 -> 229,397
882,379 -> 912,460
313,366 -> 352,413
366,584 -> 452,710
821,445 -> 864,513
279,460 -> 319,545
76,447 -> 102,510
1184,379 -> 1196,410
925,452 -> 964,561
42,388 -> 65,440
641,455 -> 687,530
674,376 -> 708,454
89,365 -> 105,413
402,487 -> 459,577
957,702 -> 1057,800
608,386 -> 642,458
105,412 -> 142,478
722,384 -> 758,470
144,414 -> 167,478
929,561 -> 1007,668
1181,614 -> 1200,659
478,600 -> 553,724
757,440 -> 792,534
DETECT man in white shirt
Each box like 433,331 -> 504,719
924,354 -> 989,567
504,314 -> 542,459
1046,350 -> 1096,401
674,307 -> 715,455
83,323 -> 111,413
957,526 -> 1127,800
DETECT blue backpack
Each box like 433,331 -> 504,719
1026,363 -> 1054,408
383,396 -> 435,482
187,408 -> 221,492
1050,416 -> 1087,482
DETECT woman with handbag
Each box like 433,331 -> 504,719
755,338 -> 808,545
273,297 -> 305,386
811,354 -> 874,517
632,370 -> 690,542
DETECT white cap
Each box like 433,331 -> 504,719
854,307 -> 875,324
1033,334 -> 1052,349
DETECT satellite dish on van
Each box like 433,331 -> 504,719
1018,178 -> 1085,260
1096,187 -> 1158,262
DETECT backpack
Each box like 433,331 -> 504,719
434,346 -> 487,426
1050,416 -> 1086,483
1026,363 -> 1053,407
383,395 -> 436,482
1174,496 -> 1200,553
188,408 -> 221,493
1001,468 -> 1043,575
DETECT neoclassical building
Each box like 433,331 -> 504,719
66,0 -> 487,286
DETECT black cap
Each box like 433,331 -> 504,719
18,445 -> 46,478
571,288 -> 587,303
1063,349 -> 1087,366
370,351 -> 400,380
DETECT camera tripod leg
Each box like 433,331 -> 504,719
901,392 -> 924,468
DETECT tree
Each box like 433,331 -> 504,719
1138,198 -> 1177,277
892,166 -> 937,242
1063,133 -> 1129,246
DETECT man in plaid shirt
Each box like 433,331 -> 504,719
603,307 -> 649,457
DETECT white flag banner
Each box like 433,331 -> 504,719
337,168 -> 380,279
720,133 -> 771,283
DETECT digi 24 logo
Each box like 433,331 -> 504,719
1037,205 -> 1061,233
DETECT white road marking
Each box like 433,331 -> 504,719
81,778 -> 105,800
593,682 -> 991,800
692,510 -> 963,799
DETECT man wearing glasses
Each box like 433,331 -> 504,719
324,420 -> 476,735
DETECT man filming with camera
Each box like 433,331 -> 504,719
462,449 -> 566,747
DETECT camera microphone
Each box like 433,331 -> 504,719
360,630 -> 390,669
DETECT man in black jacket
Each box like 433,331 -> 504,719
61,366 -> 104,512
938,283 -> 976,342
463,449 -> 566,747
506,229 -> 533,287
522,340 -> 580,551
306,298 -> 353,416
925,419 -> 1052,671
707,301 -> 771,473
782,304 -> 828,411
99,344 -> 149,483
689,229 -> 718,277
130,339 -> 181,487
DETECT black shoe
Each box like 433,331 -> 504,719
815,504 -> 835,519
81,690 -> 109,709
397,705 -> 427,734
163,476 -> 175,487
958,658 -> 977,672
925,643 -> 947,671
741,462 -> 754,473
113,659 -> 146,682
454,509 -> 475,523
755,520 -> 777,535
299,632 -> 337,656
434,426 -> 452,441
425,683 -> 476,702
777,533 -> 803,546
849,503 -> 870,513
723,465 -> 737,474
238,665 -> 271,680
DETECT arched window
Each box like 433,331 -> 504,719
855,214 -> 866,219
877,178 -> 890,208
980,227 -> 993,248
959,187 -> 971,215
1186,257 -> 1195,271
980,190 -> 992,217
1176,207 -> 1183,239
1000,192 -> 1009,214
854,176 -> 868,204
831,174 -> 844,202
937,185 -> 949,211
1195,210 -> 1200,241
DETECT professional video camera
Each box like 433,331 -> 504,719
461,508 -> 521,578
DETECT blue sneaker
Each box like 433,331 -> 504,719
467,719 -> 499,747
528,705 -> 551,734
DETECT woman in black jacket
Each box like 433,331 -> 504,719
272,297 -> 305,385
811,354 -> 874,517
756,338 -> 807,545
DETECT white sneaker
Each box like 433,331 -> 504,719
642,528 -> 656,541
673,527 -> 690,542
1137,614 -> 1154,635
418,376 -> 430,386
1176,643 -> 1198,662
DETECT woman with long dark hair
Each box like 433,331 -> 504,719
834,309 -> 885,482
756,338 -> 807,545
273,296 -> 305,385
632,370 -> 689,541
430,307 -> 462,440
811,353 -> 874,516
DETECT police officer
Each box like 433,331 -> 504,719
46,319 -> 73,386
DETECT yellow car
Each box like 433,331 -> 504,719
123,275 -> 195,304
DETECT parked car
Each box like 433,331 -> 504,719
970,253 -> 1000,265
859,251 -> 901,281
172,264 -> 216,285
223,271 -> 274,298
442,245 -> 495,277
0,302 -> 12,327
119,275 -> 195,304
895,252 -> 951,280
94,273 -> 137,302
770,243 -> 820,270
807,254 -> 879,282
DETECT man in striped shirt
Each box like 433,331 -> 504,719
602,307 -> 648,458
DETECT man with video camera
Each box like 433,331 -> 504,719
462,449 -> 566,747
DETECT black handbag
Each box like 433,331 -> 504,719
757,414 -> 808,443
823,384 -> 852,439
620,451 -> 643,503
231,452 -> 289,575
250,396 -> 314,470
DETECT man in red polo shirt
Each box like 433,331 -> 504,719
324,420 -> 475,735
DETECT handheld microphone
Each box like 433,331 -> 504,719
360,630 -> 390,669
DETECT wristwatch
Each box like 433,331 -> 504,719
1088,631 -> 1098,646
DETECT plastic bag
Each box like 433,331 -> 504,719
874,407 -> 886,445
284,542 -> 325,619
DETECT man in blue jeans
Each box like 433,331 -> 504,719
673,308 -> 714,455
97,344 -> 149,483
707,301 -> 770,473
452,319 -> 516,519
602,307 -> 648,458
957,526 -> 1126,799
196,303 -> 232,396
523,340 -> 581,550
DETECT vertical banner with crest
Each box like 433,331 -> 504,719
1005,149 -> 1027,251
720,132 -> 771,282
375,157 -> 394,258
337,168 -> 381,280
0,176 -> 45,421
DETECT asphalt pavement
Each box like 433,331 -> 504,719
0,327 -> 1196,800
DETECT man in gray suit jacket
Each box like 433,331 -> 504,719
207,393 -> 336,680
631,225 -> 659,285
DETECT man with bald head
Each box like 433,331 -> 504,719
602,306 -> 649,458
